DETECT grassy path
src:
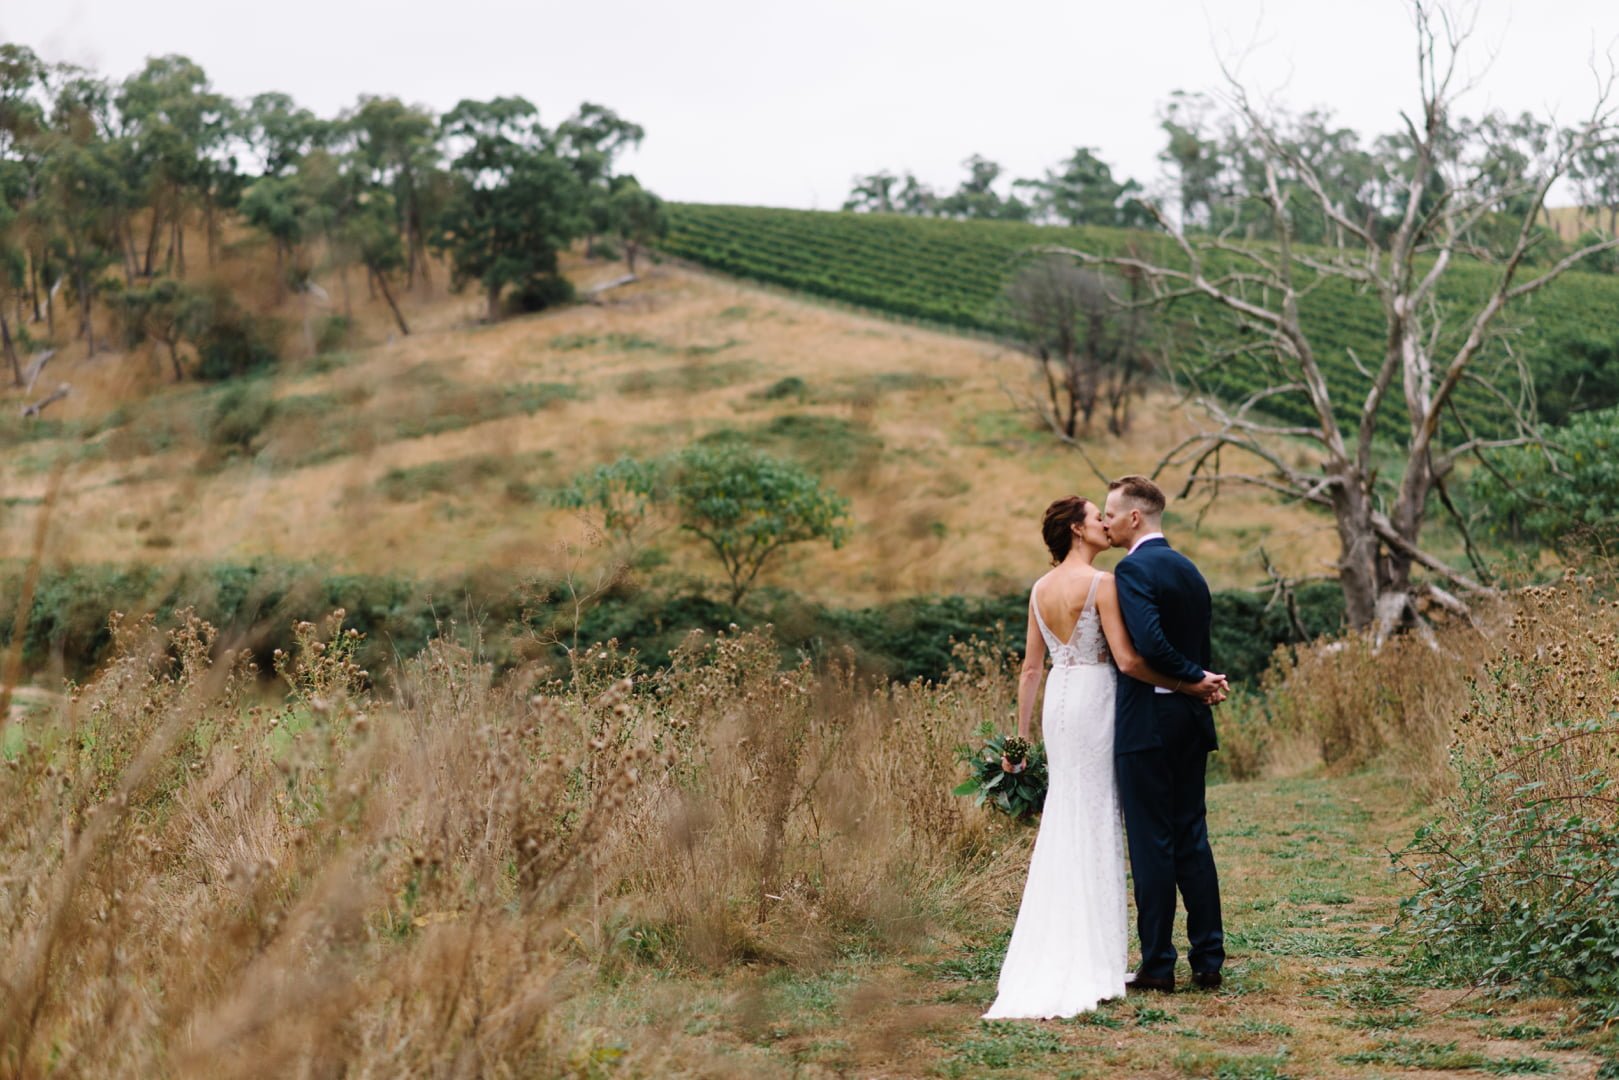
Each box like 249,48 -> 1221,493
576,772 -> 1608,1077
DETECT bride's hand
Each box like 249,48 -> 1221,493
1001,755 -> 1026,774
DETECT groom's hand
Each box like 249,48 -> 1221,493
1188,672 -> 1229,704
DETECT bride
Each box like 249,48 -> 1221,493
983,495 -> 1211,1020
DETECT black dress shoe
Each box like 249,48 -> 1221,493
1191,970 -> 1222,989
1127,974 -> 1175,993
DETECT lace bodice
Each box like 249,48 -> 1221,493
1032,573 -> 1112,668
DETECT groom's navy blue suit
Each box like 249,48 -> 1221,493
1113,537 -> 1225,983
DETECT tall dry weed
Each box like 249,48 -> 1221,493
1228,574 -> 1617,796
1395,576 -> 1619,1013
0,614 -> 1013,1075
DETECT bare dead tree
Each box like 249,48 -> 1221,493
1050,1 -> 1619,638
1002,255 -> 1158,443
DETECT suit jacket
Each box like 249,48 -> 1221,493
1113,537 -> 1218,755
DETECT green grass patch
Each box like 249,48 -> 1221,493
376,450 -> 555,502
1225,926 -> 1367,958
1173,1050 -> 1296,1079
936,1021 -> 1067,1077
1338,1038 -> 1556,1073
930,930 -> 1010,983
700,413 -> 882,475
390,381 -> 582,441
616,358 -> 757,396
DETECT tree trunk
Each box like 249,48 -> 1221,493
339,263 -> 353,319
204,192 -> 217,267
625,241 -> 638,275
176,214 -> 187,278
79,270 -> 95,354
167,339 -> 184,381
1,312 -> 20,386
375,270 -> 410,335
1331,473 -> 1380,631
143,204 -> 163,277
486,281 -> 502,323
121,220 -> 138,285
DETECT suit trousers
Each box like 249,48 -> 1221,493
1115,706 -> 1224,982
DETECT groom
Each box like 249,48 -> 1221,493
1103,475 -> 1226,993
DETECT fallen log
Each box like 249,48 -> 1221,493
21,382 -> 69,418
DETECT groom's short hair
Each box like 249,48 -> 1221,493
1108,475 -> 1166,516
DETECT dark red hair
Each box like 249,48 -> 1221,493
1041,496 -> 1093,565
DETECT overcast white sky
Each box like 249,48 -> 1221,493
5,1 -> 1616,208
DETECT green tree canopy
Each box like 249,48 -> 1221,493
607,176 -> 666,274
434,96 -> 586,320
669,446 -> 850,607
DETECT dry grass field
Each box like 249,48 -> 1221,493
3,241 -> 1616,1077
0,254 -> 1339,608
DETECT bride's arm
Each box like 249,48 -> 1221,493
1096,575 -> 1216,695
1016,600 -> 1046,742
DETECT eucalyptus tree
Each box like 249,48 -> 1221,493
41,70 -> 126,353
346,95 -> 438,287
1015,147 -> 1153,228
116,55 -> 235,274
240,91 -> 328,178
607,176 -> 666,274
435,96 -> 586,321
238,173 -> 311,290
842,170 -> 899,213
0,44 -> 49,378
553,102 -> 644,256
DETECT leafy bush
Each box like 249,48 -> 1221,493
187,284 -> 281,380
315,314 -> 353,353
1472,406 -> 1619,558
206,381 -> 276,456
754,375 -> 809,401
508,273 -> 576,314
668,445 -> 850,606
1209,583 -> 1344,685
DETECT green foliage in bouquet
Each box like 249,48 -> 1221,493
953,722 -> 1049,823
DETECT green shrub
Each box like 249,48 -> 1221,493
1471,405 -> 1619,558
189,287 -> 281,380
754,376 -> 809,401
315,314 -> 353,353
206,381 -> 276,456
1210,583 -> 1345,684
509,274 -> 576,314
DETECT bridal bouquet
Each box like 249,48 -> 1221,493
953,722 -> 1049,822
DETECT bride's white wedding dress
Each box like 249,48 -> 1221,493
983,573 -> 1128,1019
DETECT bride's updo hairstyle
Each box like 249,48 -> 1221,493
1041,496 -> 1093,565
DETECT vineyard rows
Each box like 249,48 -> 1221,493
663,203 -> 1619,439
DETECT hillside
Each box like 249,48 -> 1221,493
663,203 -> 1619,434
0,257 -> 1342,611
